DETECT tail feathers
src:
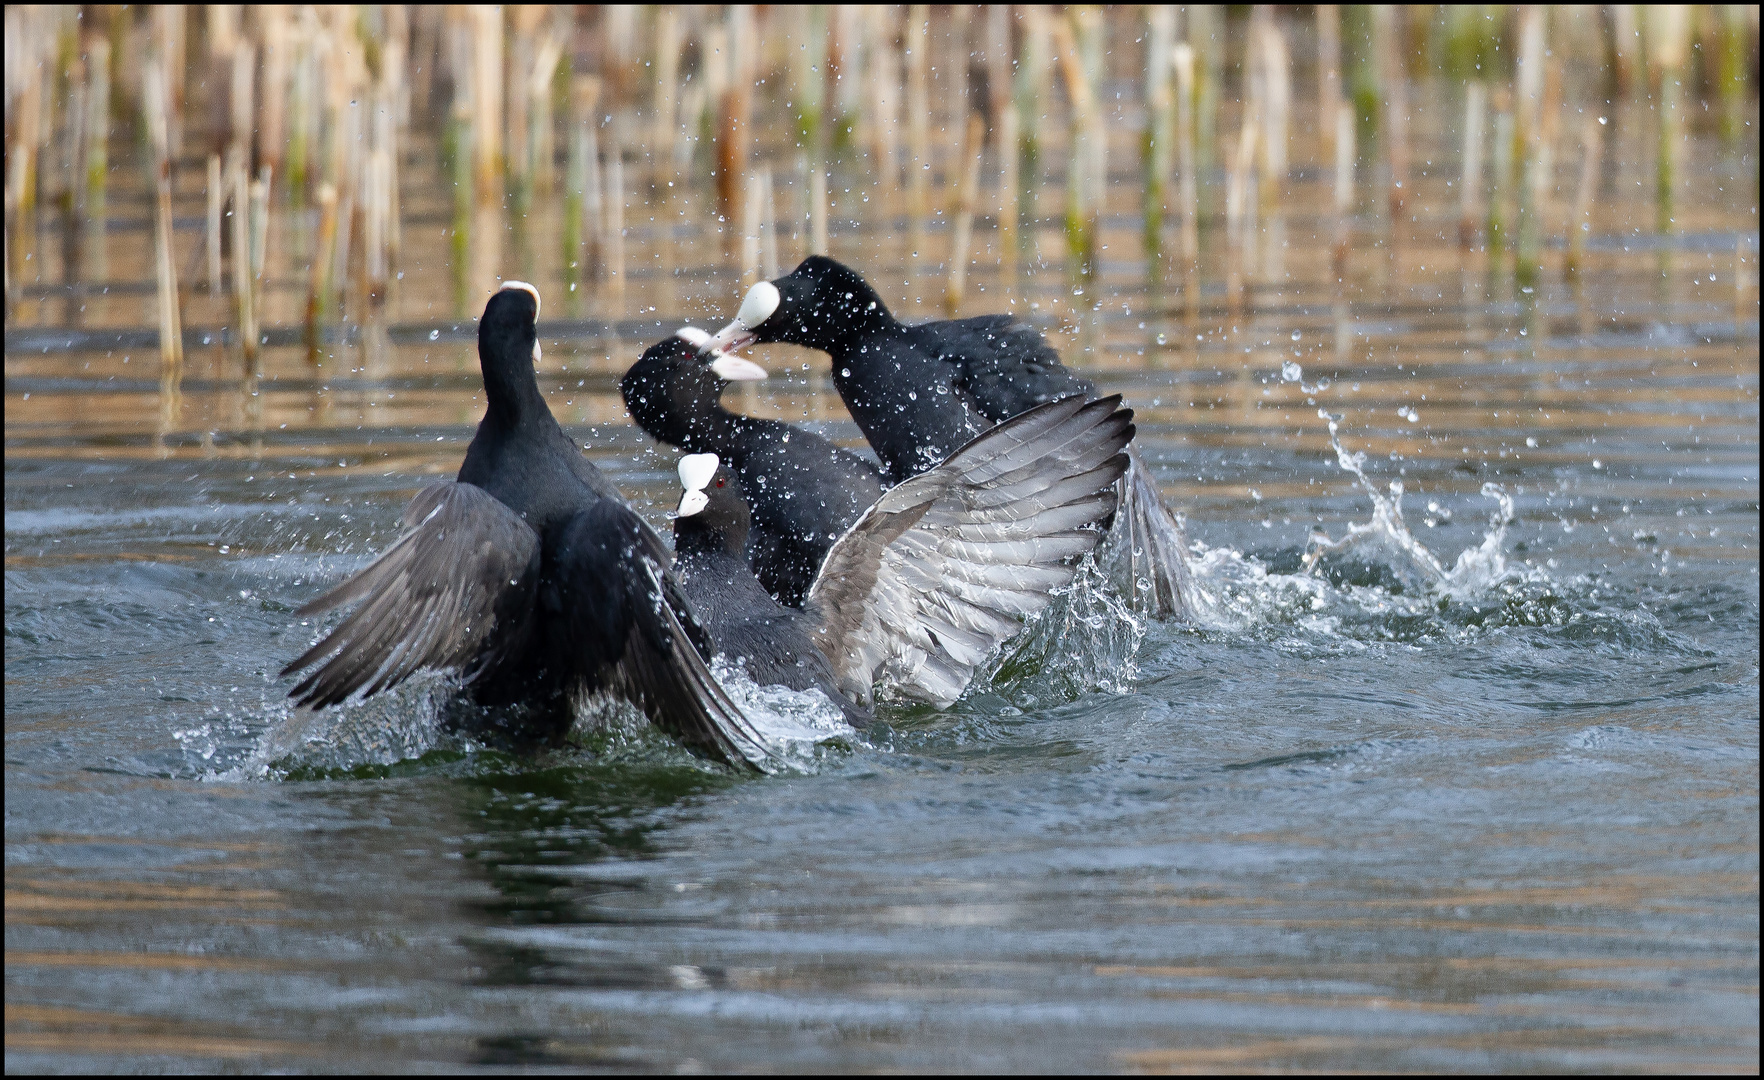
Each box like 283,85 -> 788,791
1108,445 -> 1196,619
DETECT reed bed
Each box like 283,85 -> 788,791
3,3 -> 1757,368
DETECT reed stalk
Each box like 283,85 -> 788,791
245,166 -> 269,368
1333,101 -> 1354,279
742,171 -> 764,287
1514,5 -> 1546,288
1255,11 -> 1289,219
82,34 -> 109,278
1717,6 -> 1749,145
207,154 -> 224,298
1058,7 -> 1105,290
1459,81 -> 1485,249
564,77 -> 600,309
906,5 -> 930,256
605,150 -> 625,310
1189,5 -> 1222,177
309,182 -> 339,360
228,149 -> 252,353
1317,5 -> 1341,166
1225,123 -> 1258,316
718,6 -> 756,256
530,35 -> 561,200
652,8 -> 683,187
145,59 -> 183,372
471,5 -> 502,205
810,166 -> 829,256
1565,116 -> 1603,281
1014,7 -> 1050,227
946,115 -> 985,316
1488,103 -> 1514,266
984,5 -> 1017,292
1380,7 -> 1408,223
1650,6 -> 1689,240
1143,7 -> 1177,275
1174,43 -> 1199,273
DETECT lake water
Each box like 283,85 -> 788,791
5,83 -> 1759,1070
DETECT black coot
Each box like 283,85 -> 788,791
670,394 -> 1135,712
621,330 -> 884,608
707,255 -> 1195,617
281,284 -> 774,769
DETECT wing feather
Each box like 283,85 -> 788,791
283,482 -> 542,709
806,395 -> 1134,707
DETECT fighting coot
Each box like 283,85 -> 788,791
671,393 -> 1135,711
621,329 -> 885,608
706,255 -> 1195,617
281,284 -> 775,769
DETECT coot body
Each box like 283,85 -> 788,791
622,333 -> 885,607
709,256 -> 1196,617
282,285 -> 772,768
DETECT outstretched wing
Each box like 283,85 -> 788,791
546,501 -> 780,771
282,482 -> 541,709
805,395 -> 1133,707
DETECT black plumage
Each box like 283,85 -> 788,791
281,284 -> 774,769
621,334 -> 884,607
709,255 -> 1196,617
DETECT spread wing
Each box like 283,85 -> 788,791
805,395 -> 1133,707
282,482 -> 541,708
546,501 -> 780,771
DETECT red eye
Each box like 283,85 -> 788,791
715,478 -> 725,488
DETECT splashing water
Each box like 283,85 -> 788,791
1302,410 -> 1534,599
182,672 -> 456,781
710,656 -> 861,770
986,555 -> 1147,702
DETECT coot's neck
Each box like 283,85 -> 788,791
673,516 -> 748,563
806,288 -> 899,358
480,350 -> 555,434
674,405 -> 785,466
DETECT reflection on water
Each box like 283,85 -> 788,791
6,10 -> 1759,1073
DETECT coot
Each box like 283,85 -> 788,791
671,393 -> 1135,711
281,284 -> 775,769
621,329 -> 885,607
707,255 -> 1195,617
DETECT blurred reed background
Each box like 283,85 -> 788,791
3,5 -> 1759,382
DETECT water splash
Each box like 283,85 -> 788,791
710,656 -> 860,770
1302,410 -> 1534,599
987,555 -> 1147,702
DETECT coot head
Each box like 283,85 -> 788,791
707,256 -> 890,355
621,330 -> 767,447
673,452 -> 751,555
478,281 -> 547,417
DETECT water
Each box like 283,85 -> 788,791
7,81 -> 1760,1072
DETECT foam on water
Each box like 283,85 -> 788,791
709,656 -> 862,771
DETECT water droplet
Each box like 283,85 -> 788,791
428,329 -> 439,340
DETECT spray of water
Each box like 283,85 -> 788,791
985,555 -> 1147,702
1302,408 -> 1530,599
709,655 -> 861,771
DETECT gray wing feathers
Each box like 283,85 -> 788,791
807,395 -> 1133,707
610,558 -> 782,771
1112,445 -> 1197,618
282,482 -> 540,708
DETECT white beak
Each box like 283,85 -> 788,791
705,280 -> 780,353
709,354 -> 767,381
706,319 -> 759,355
676,489 -> 709,518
